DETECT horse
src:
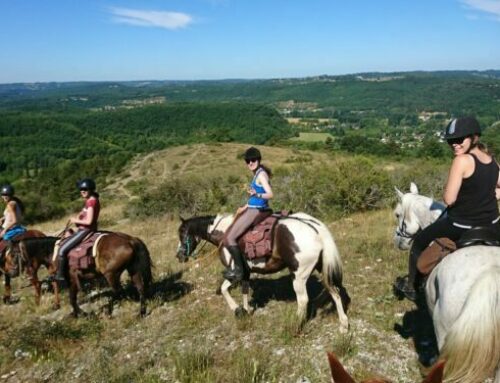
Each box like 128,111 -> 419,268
0,229 -> 46,304
3,236 -> 61,307
394,183 -> 500,382
176,212 -> 349,332
327,352 -> 445,383
4,231 -> 153,318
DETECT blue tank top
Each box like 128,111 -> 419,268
247,168 -> 269,209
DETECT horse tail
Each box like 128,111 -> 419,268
441,266 -> 500,383
315,221 -> 343,289
130,237 -> 153,293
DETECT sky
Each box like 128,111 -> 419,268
0,0 -> 499,83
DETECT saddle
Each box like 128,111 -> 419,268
66,232 -> 107,270
237,210 -> 290,260
417,226 -> 500,275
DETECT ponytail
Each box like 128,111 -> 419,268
12,196 -> 25,215
258,164 -> 272,178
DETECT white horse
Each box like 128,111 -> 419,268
394,183 -> 500,382
176,212 -> 349,332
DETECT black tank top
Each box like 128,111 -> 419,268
448,153 -> 500,226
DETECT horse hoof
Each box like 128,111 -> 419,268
52,303 -> 61,311
339,324 -> 349,334
234,306 -> 249,318
3,296 -> 10,304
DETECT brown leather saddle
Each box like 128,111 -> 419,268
417,226 -> 500,275
67,232 -> 104,270
236,210 -> 290,260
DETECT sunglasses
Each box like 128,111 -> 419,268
447,137 -> 467,146
245,158 -> 259,164
80,188 -> 89,192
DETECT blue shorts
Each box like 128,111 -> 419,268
3,225 -> 27,240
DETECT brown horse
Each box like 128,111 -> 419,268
0,229 -> 46,304
4,231 -> 153,317
327,352 -> 445,383
64,232 -> 152,317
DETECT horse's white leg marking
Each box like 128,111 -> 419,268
323,281 -> 349,333
220,279 -> 239,312
242,292 -> 250,312
495,366 -> 500,383
293,275 -> 308,322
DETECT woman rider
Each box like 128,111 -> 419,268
222,147 -> 274,282
395,116 -> 500,301
0,185 -> 27,252
54,178 -> 101,281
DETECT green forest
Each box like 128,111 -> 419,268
1,70 -> 499,222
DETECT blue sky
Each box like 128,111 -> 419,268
0,0 -> 499,83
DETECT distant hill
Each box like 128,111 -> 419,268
1,71 -> 499,120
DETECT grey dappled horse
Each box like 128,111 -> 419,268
394,183 -> 500,382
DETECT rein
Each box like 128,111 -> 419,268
191,216 -> 224,259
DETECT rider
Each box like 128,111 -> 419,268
0,185 -> 27,252
54,178 -> 100,281
222,147 -> 274,282
395,116 -> 500,301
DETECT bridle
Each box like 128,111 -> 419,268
395,217 -> 419,240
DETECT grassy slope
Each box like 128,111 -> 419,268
0,143 -> 421,382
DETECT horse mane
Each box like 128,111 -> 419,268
185,215 -> 217,236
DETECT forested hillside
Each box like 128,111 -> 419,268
0,103 -> 291,222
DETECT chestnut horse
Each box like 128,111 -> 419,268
177,213 -> 349,331
0,229 -> 46,304
5,232 -> 153,317
327,352 -> 445,383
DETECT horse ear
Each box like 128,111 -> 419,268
179,215 -> 185,223
394,187 -> 404,200
422,360 -> 445,383
410,182 -> 419,195
327,352 -> 356,383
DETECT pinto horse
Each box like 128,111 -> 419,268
394,183 -> 500,382
327,352 -> 445,383
0,229 -> 46,304
4,232 -> 153,317
176,212 -> 349,331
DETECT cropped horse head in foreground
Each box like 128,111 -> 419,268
327,352 -> 445,383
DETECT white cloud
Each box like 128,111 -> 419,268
109,7 -> 194,30
460,0 -> 500,21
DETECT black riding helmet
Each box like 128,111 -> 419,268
444,117 -> 481,140
0,184 -> 14,196
77,178 -> 96,191
244,147 -> 262,161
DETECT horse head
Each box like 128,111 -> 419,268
3,246 -> 21,278
327,352 -> 445,383
176,216 -> 200,262
393,183 -> 444,250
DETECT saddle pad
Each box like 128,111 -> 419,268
68,232 -> 106,270
417,237 -> 456,275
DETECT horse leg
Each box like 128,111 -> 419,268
103,272 -> 122,317
130,271 -> 147,317
292,275 -> 309,324
322,280 -> 349,333
494,365 -> 500,383
220,279 -> 241,314
47,262 -> 61,310
27,266 -> 42,305
69,268 -> 81,317
3,274 -> 11,304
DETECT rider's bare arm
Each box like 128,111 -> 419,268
443,155 -> 471,206
255,172 -> 273,200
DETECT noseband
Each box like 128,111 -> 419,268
395,218 -> 419,240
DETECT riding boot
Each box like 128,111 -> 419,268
222,246 -> 247,282
394,248 -> 420,301
54,255 -> 67,282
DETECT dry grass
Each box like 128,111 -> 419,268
0,144 -> 423,382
